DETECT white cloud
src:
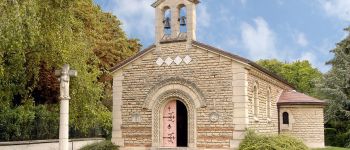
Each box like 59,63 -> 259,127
299,52 -> 330,72
300,52 -> 316,65
295,32 -> 309,47
110,0 -> 154,38
241,17 -> 277,60
197,4 -> 211,28
240,0 -> 247,5
320,0 -> 350,21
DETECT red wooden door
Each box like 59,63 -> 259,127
163,100 -> 176,147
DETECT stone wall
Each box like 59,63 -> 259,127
112,41 -> 241,149
111,40 -> 321,149
247,70 -> 291,134
0,138 -> 104,150
279,105 -> 325,148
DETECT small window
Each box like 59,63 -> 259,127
253,85 -> 258,117
282,112 -> 289,124
266,89 -> 271,119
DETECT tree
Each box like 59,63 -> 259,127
0,0 -> 140,140
317,27 -> 350,147
257,59 -> 323,97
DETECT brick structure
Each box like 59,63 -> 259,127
110,0 -> 325,149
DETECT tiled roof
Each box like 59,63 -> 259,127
278,90 -> 326,106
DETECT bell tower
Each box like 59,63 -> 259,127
152,0 -> 199,45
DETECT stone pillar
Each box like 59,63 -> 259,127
155,5 -> 163,46
186,3 -> 196,41
111,70 -> 124,146
59,99 -> 69,150
171,6 -> 180,39
55,64 -> 77,150
230,62 -> 249,149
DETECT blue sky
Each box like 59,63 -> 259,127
94,0 -> 350,72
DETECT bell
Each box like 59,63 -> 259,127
179,16 -> 186,26
163,17 -> 171,29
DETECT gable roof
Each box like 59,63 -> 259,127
278,90 -> 326,106
109,44 -> 156,72
151,0 -> 200,8
109,40 -> 294,88
191,41 -> 295,88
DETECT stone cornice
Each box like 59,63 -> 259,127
151,0 -> 200,8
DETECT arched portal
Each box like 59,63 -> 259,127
146,77 -> 205,148
162,100 -> 188,147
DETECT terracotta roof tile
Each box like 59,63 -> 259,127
278,90 -> 326,106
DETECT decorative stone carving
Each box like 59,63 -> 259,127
174,56 -> 183,65
156,58 -> 164,66
131,112 -> 142,123
183,55 -> 192,64
54,64 -> 77,150
152,89 -> 196,147
165,57 -> 173,66
143,77 -> 206,109
155,56 -> 192,66
209,112 -> 219,122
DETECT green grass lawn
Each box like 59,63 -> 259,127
313,147 -> 350,150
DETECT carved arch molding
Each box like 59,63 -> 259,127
143,77 -> 206,148
143,77 -> 206,109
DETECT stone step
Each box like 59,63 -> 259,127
157,148 -> 188,150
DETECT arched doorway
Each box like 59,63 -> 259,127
162,100 -> 188,147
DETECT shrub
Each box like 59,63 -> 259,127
0,102 -> 59,141
79,140 -> 118,150
239,130 -> 309,150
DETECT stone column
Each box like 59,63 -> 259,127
171,6 -> 180,39
231,62 -> 249,149
186,3 -> 196,41
59,98 -> 69,150
55,64 -> 77,150
111,70 -> 124,146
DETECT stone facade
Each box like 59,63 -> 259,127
110,0 -> 325,149
279,105 -> 325,148
247,71 -> 289,134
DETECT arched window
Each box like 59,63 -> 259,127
266,88 -> 271,119
163,7 -> 171,35
253,84 -> 258,117
178,4 -> 187,33
282,112 -> 289,124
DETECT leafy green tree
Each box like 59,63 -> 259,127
317,27 -> 350,147
0,0 -> 139,140
72,0 -> 141,110
257,59 -> 323,97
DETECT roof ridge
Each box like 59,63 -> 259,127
278,90 -> 325,106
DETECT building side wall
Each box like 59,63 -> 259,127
279,106 -> 325,148
114,42 -> 244,149
247,70 -> 291,134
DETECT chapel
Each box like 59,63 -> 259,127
110,0 -> 325,149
